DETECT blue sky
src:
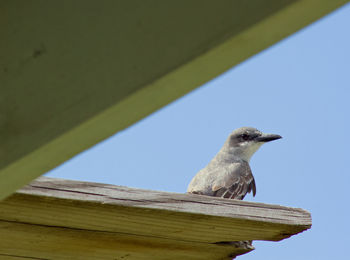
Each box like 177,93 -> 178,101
47,3 -> 350,260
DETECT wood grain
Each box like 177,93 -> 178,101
0,177 -> 311,259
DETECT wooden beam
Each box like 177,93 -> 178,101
0,177 -> 311,259
0,0 -> 349,199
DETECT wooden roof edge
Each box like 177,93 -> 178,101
0,177 -> 312,259
14,177 -> 311,238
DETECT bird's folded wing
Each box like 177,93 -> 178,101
212,162 -> 256,200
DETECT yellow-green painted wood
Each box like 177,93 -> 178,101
0,221 -> 251,260
0,0 -> 348,199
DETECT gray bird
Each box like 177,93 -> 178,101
187,127 -> 281,200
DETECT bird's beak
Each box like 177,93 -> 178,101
255,133 -> 282,142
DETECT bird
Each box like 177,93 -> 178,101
187,127 -> 281,200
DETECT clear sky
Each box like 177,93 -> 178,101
47,3 -> 350,260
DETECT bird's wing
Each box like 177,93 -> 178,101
211,161 -> 256,200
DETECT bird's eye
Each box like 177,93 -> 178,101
241,134 -> 249,140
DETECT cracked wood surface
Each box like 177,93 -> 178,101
0,177 -> 311,259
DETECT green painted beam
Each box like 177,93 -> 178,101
0,0 -> 348,200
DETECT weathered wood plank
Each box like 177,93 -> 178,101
0,221 -> 249,260
0,177 -> 311,259
23,177 -> 311,226
1,177 -> 311,242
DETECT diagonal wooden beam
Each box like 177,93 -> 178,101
1,0 -> 348,200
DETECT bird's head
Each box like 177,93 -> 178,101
226,127 -> 282,162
